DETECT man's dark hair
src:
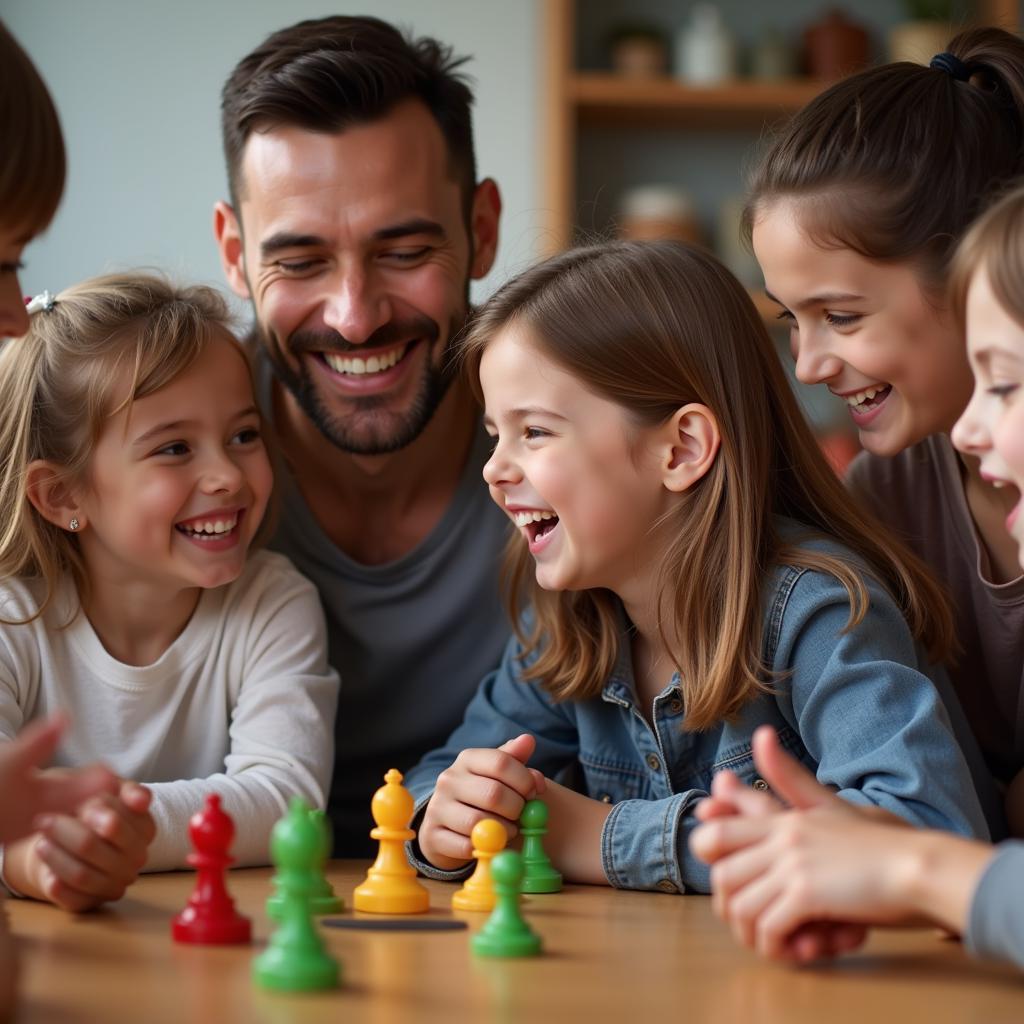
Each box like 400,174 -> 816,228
221,16 -> 477,214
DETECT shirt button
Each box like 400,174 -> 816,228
752,778 -> 770,792
667,698 -> 684,714
646,753 -> 661,772
656,879 -> 678,894
600,793 -> 613,804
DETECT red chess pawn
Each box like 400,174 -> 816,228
171,794 -> 251,944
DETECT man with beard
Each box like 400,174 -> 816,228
214,16 -> 509,854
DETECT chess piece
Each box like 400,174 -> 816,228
471,850 -> 542,958
253,797 -> 340,992
519,799 -> 562,894
267,807 -> 342,919
171,794 -> 251,945
452,818 -> 506,912
353,769 -> 430,914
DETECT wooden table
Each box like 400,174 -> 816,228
5,862 -> 1023,1023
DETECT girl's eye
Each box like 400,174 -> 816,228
524,426 -> 549,441
232,426 -> 262,445
988,383 -> 1020,400
774,309 -> 794,323
825,312 -> 860,328
0,261 -> 24,275
155,441 -> 189,457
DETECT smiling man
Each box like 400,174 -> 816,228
214,16 -> 510,854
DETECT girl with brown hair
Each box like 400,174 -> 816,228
692,184 -> 1024,968
402,240 -> 993,892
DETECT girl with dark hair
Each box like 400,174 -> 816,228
746,28 -> 1024,821
691,190 -> 1024,970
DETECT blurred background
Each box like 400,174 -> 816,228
5,0 -> 1021,465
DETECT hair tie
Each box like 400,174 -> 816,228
929,51 -> 973,82
24,290 -> 56,314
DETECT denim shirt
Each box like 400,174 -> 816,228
404,531 -> 994,894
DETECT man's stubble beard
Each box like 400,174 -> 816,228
260,309 -> 469,457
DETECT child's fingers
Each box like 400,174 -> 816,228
77,796 -> 153,867
6,714 -> 66,772
527,768 -> 547,794
34,814 -> 134,882
690,815 -> 775,865
708,841 -> 776,919
34,764 -> 119,818
723,868 -> 784,950
117,780 -> 153,815
497,733 -> 536,766
449,747 -> 539,804
422,824 -> 475,864
710,770 -> 781,817
34,832 -> 130,904
755,886 -> 821,960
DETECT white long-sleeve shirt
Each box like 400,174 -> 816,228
0,551 -> 339,870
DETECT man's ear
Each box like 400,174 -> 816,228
659,404 -> 721,493
214,201 -> 251,300
469,178 -> 502,280
25,461 -> 85,533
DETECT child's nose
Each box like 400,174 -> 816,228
793,334 -> 843,386
201,451 -> 245,493
482,442 -> 521,488
951,392 -> 990,455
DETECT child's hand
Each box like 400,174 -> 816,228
419,733 -> 545,871
0,714 -> 118,844
695,806 -> 951,961
9,780 -> 155,912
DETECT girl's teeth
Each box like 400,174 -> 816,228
845,385 -> 889,408
512,510 -> 556,528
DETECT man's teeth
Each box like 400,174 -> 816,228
180,514 -> 238,536
324,345 -> 406,376
845,385 -> 888,408
512,510 -> 556,528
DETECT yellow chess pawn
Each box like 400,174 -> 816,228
353,769 -> 430,914
452,818 -> 506,912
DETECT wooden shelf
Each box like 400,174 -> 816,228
571,74 -> 827,126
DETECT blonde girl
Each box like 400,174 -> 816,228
402,241 -> 991,892
0,273 -> 337,912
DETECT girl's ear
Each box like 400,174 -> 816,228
659,403 -> 721,493
25,461 -> 86,533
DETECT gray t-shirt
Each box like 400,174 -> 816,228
848,434 -> 1024,789
966,841 -> 1024,967
256,355 -> 512,854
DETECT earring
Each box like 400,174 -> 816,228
69,518 -> 80,531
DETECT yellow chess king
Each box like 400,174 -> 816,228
353,769 -> 430,914
452,818 -> 506,912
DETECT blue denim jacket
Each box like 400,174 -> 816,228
405,529 -> 995,894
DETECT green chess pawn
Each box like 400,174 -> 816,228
267,807 -> 342,919
253,797 -> 341,992
519,799 -> 562,894
471,850 -> 542,958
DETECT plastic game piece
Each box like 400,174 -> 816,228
471,850 -> 543,958
519,799 -> 563,894
353,769 -> 430,915
452,818 -> 506,912
253,797 -> 340,992
267,807 -> 342,919
171,794 -> 252,945
323,918 -> 467,932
